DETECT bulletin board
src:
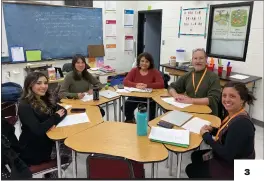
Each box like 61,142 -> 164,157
178,7 -> 208,38
206,1 -> 254,62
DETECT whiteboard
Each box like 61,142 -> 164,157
210,39 -> 245,58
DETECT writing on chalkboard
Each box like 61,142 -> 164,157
3,3 -> 103,61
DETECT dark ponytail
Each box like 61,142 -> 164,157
223,81 -> 256,105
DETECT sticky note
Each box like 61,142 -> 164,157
26,50 -> 41,61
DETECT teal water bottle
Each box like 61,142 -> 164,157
136,103 -> 148,136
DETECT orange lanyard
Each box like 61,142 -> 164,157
215,108 -> 245,141
192,68 -> 207,96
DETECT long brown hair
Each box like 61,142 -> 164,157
20,72 -> 56,115
72,54 -> 90,81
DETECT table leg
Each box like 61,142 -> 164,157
159,107 -> 162,116
166,157 -> 169,168
55,141 -> 62,178
106,102 -> 109,121
155,104 -> 159,117
162,66 -> 164,73
155,162 -> 159,178
176,153 -> 182,178
151,163 -> 154,178
147,98 -> 150,121
113,100 -> 117,121
169,151 -> 173,176
119,97 -> 122,122
72,150 -> 77,178
122,96 -> 125,122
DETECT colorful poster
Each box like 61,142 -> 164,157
212,8 -> 230,39
179,7 -> 208,36
96,57 -> 104,68
124,9 -> 134,27
228,6 -> 249,40
105,44 -> 116,60
105,20 -> 116,37
88,57 -> 96,68
124,35 -> 133,51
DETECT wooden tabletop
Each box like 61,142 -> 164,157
47,104 -> 104,140
161,63 -> 262,84
64,122 -> 168,163
152,90 -> 212,114
60,87 -> 120,106
115,86 -> 165,98
148,111 -> 221,153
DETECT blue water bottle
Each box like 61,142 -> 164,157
136,103 -> 148,136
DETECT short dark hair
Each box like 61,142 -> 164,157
223,81 -> 256,105
136,52 -> 154,69
72,54 -> 90,81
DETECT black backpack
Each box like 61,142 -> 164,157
1,117 -> 32,179
2,82 -> 23,103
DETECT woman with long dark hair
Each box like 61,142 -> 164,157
185,81 -> 256,179
18,72 -> 67,165
59,54 -> 105,116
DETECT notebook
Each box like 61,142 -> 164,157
161,110 -> 193,127
99,90 -> 120,99
81,94 -> 93,102
149,126 -> 190,148
182,117 -> 211,134
161,97 -> 192,108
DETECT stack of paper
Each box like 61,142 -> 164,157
116,89 -> 131,93
230,74 -> 249,80
161,97 -> 192,108
124,87 -> 152,93
161,110 -> 193,126
56,113 -> 90,128
81,94 -> 93,102
99,90 -> 120,99
149,127 -> 190,148
182,117 -> 211,134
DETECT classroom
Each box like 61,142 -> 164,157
1,0 -> 263,179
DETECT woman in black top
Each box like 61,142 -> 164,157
185,81 -> 256,179
18,72 -> 67,165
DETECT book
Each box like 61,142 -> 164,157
161,110 -> 193,127
99,90 -> 120,99
149,126 -> 190,148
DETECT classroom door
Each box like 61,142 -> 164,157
137,10 -> 162,69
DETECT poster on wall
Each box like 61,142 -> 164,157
105,44 -> 117,60
124,35 -> 133,51
124,9 -> 134,27
212,6 -> 250,40
105,1 -> 116,12
105,20 -> 116,37
179,7 -> 208,37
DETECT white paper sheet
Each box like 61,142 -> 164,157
124,87 -> 152,93
81,94 -> 93,102
56,113 -> 89,128
161,97 -> 192,108
105,44 -> 117,60
182,117 -> 211,134
63,105 -> 72,110
11,47 -> 25,62
105,20 -> 116,37
149,127 -> 190,145
99,90 -> 120,99
124,9 -> 134,27
116,89 -> 131,93
230,74 -> 249,80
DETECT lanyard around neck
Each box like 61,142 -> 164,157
215,108 -> 245,141
192,68 -> 207,96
